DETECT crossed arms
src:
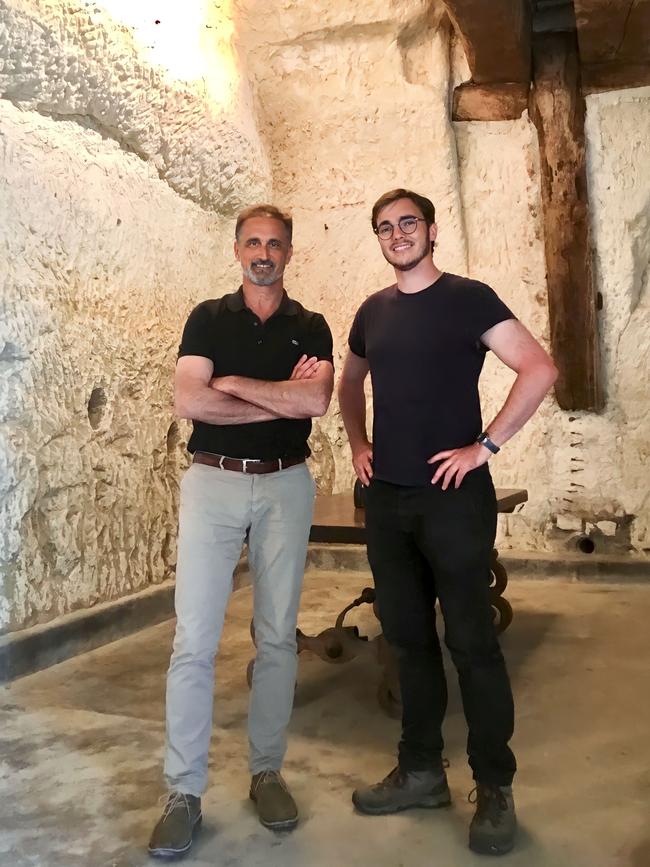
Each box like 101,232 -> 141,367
175,354 -> 334,424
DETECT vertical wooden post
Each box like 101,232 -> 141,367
530,31 -> 604,411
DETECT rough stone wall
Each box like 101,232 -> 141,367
234,1 -> 650,558
0,0 -> 271,633
0,0 -> 268,213
581,87 -> 650,553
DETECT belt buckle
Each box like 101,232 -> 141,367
241,458 -> 262,473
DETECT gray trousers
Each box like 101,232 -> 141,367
164,460 -> 316,796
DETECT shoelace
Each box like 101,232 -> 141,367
160,791 -> 192,822
468,785 -> 508,824
381,760 -> 450,789
252,770 -> 287,795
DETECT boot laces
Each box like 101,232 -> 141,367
381,762 -> 448,789
468,784 -> 508,825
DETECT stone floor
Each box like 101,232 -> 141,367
0,573 -> 649,867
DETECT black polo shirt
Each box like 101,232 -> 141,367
348,273 -> 516,486
178,287 -> 333,459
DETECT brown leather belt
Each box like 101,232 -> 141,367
193,451 -> 305,474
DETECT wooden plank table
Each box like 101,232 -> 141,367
311,487 -> 528,544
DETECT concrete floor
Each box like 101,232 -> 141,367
0,573 -> 649,867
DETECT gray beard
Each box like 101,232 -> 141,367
242,264 -> 283,286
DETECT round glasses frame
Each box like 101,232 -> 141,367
374,216 -> 427,240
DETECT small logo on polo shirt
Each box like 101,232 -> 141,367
291,339 -> 299,346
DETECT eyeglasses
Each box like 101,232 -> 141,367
374,217 -> 427,240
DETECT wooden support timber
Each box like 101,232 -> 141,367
575,0 -> 650,93
452,82 -> 530,121
442,0 -> 532,83
443,0 -> 532,121
530,31 -> 604,411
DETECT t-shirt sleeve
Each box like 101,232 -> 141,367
305,313 -> 334,367
177,303 -> 214,360
468,283 -> 517,346
347,304 -> 366,358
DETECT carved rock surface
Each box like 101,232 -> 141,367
0,0 -> 269,213
0,1 -> 271,633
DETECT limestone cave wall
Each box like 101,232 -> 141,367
0,0 -> 271,633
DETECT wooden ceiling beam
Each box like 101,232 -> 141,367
575,0 -> 650,92
452,82 -> 530,121
442,0 -> 532,84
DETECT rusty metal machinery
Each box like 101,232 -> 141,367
246,587 -> 377,688
246,549 -> 512,717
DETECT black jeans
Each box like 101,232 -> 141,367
365,469 -> 516,786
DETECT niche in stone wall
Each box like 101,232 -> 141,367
87,386 -> 108,430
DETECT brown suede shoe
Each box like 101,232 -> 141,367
250,770 -> 298,831
148,792 -> 202,860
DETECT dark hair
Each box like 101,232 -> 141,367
371,188 -> 436,232
235,204 -> 293,243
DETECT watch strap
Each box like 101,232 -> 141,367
477,431 -> 500,454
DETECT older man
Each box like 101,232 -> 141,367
149,205 -> 334,859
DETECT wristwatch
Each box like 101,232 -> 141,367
476,431 -> 500,455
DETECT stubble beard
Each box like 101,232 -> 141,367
383,239 -> 432,272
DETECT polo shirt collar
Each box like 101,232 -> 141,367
226,286 -> 298,316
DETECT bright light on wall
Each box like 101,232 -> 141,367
95,0 -> 237,107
